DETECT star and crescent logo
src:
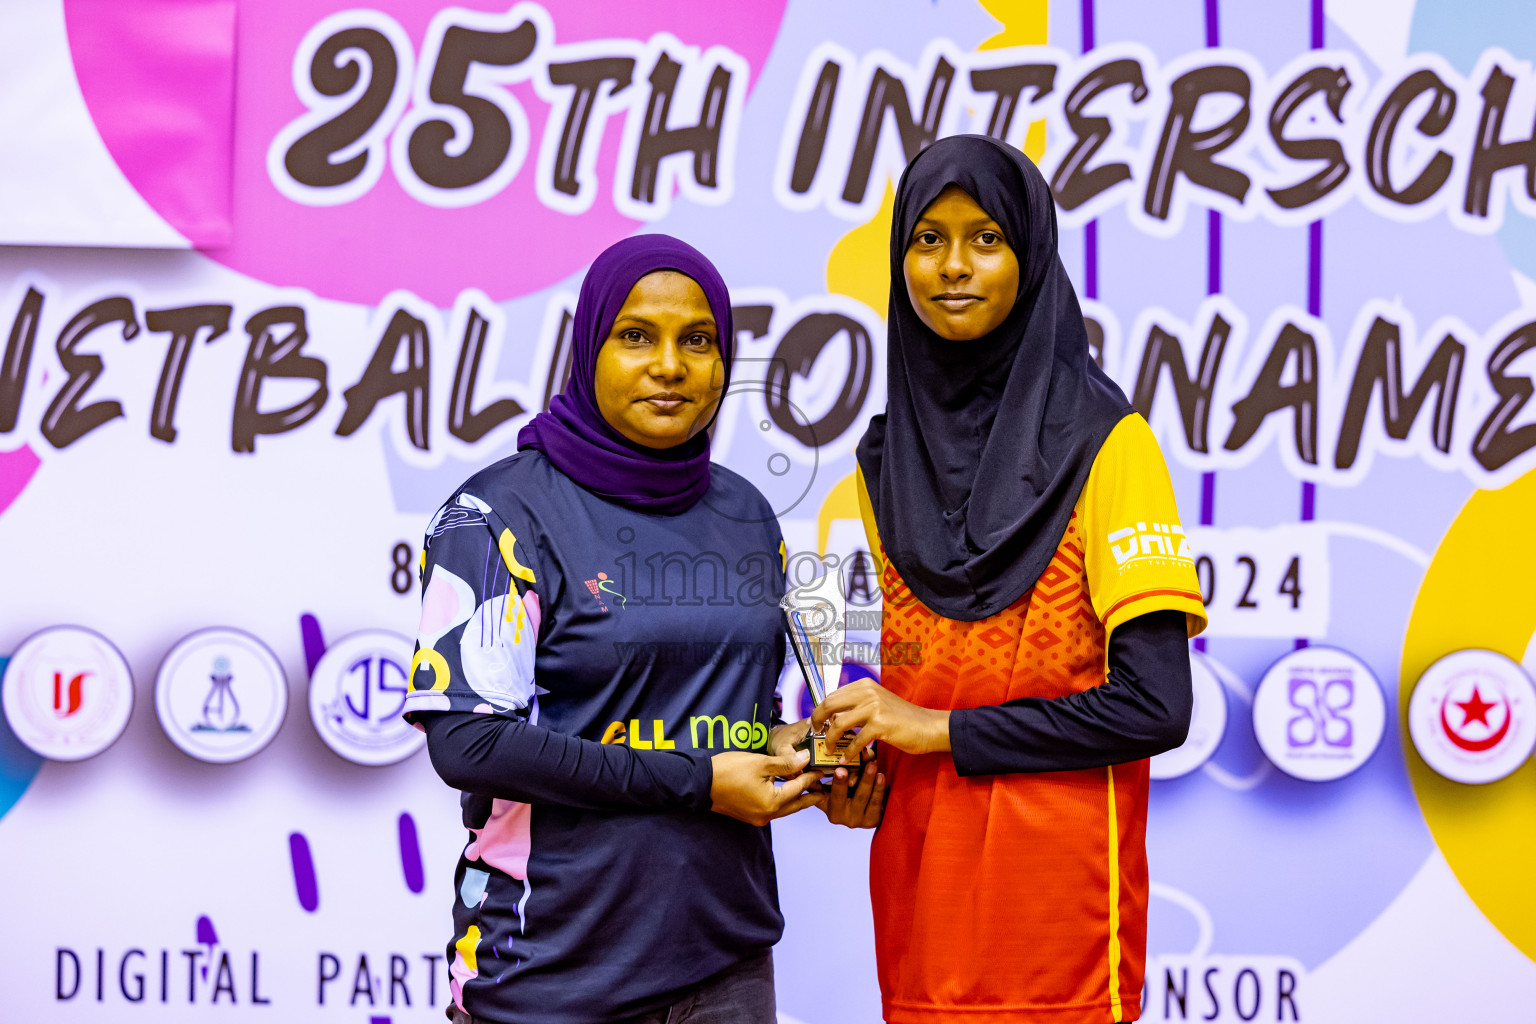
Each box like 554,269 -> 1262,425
1409,650 -> 1536,785
1440,684 -> 1510,753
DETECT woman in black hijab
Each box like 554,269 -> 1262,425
813,136 -> 1207,1024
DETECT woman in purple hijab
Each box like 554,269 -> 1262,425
404,235 -> 882,1024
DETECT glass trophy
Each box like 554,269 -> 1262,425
781,570 -> 865,773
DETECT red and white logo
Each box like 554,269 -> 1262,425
1,626 -> 134,761
1409,649 -> 1536,785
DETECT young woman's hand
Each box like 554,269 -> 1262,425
811,679 -> 951,761
820,759 -> 888,829
709,750 -> 823,826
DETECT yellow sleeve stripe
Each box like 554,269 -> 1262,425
1105,764 -> 1123,1020
497,528 -> 537,584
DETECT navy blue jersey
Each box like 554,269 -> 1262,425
403,450 -> 787,1024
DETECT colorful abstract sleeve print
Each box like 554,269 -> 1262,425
857,414 -> 1205,1024
405,491 -> 543,722
400,450 -> 788,1024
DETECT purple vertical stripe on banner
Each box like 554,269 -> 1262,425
1304,168 -> 1321,527
1195,468 -> 1215,653
289,832 -> 319,912
1085,221 -> 1098,299
1195,1 -> 1219,657
1308,221 -> 1323,317
1078,0 -> 1099,359
1082,0 -> 1097,300
299,613 -> 326,676
399,812 -> 426,894
196,915 -> 218,946
1207,210 -> 1222,295
1199,187 -> 1217,530
1298,0 -> 1324,653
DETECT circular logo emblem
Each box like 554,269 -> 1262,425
1150,650 -> 1228,780
155,628 -> 288,763
1,626 -> 133,761
1252,646 -> 1386,781
1409,649 -> 1536,785
308,630 -> 423,766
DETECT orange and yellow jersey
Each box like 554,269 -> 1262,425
857,414 -> 1206,1024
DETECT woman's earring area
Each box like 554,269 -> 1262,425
903,185 -> 1020,342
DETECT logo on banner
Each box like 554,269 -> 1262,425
1150,650 -> 1229,780
1252,646 -> 1385,781
0,626 -> 134,761
1409,649 -> 1536,785
308,630 -> 424,766
156,629 -> 287,763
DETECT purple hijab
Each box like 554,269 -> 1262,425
517,234 -> 734,515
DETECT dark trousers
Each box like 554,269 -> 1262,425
446,950 -> 775,1024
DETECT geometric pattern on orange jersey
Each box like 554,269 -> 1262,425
877,510 -> 1107,707
864,501 -> 1148,1024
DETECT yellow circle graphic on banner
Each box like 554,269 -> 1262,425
1401,467 -> 1536,959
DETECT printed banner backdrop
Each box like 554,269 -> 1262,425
2,0 -> 1536,1020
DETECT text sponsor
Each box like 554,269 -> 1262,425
1143,956 -> 1303,1022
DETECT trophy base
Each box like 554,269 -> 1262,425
795,731 -> 863,773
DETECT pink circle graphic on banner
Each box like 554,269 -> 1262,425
64,0 -> 787,305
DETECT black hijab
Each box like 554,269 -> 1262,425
856,135 -> 1132,622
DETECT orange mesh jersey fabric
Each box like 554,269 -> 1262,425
856,415 -> 1205,1024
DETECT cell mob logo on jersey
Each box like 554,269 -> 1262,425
1107,522 -> 1194,571
0,626 -> 134,761
307,630 -> 425,766
1409,649 -> 1536,785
